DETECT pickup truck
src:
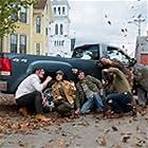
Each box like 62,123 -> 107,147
0,43 -> 136,94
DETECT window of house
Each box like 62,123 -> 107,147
20,35 -> 27,54
36,43 -> 40,55
36,16 -> 41,33
11,4 -> 18,21
46,4 -> 48,13
62,7 -> 65,15
58,7 -> 61,15
60,24 -> 63,35
10,34 -> 18,53
59,41 -> 61,46
54,41 -> 56,46
46,28 -> 48,35
53,7 -> 56,14
20,6 -> 27,23
55,24 -> 58,35
62,40 -> 64,46
11,13 -> 18,21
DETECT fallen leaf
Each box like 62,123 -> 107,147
112,126 -> 118,131
96,136 -> 107,146
122,135 -> 130,143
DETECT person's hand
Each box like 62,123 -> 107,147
57,96 -> 62,100
102,69 -> 108,73
72,68 -> 78,74
46,76 -> 52,83
75,108 -> 80,115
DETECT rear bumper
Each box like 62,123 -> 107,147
0,81 -> 7,91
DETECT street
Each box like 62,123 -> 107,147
0,93 -> 148,148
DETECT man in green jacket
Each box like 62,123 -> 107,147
103,67 -> 134,114
75,70 -> 104,115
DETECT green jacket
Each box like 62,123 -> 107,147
75,75 -> 102,109
106,68 -> 132,93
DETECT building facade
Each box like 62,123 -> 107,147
2,0 -> 53,55
135,33 -> 148,65
48,0 -> 72,57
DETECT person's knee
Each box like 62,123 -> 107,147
35,91 -> 42,97
35,91 -> 42,102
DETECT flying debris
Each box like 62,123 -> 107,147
131,6 -> 134,9
107,21 -> 111,25
122,45 -> 125,49
137,14 -> 142,18
105,14 -> 107,18
121,29 -> 124,33
125,28 -> 128,32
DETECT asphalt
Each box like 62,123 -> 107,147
0,113 -> 148,148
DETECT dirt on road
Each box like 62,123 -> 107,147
0,94 -> 148,148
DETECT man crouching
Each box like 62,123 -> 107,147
15,67 -> 52,121
51,70 -> 76,116
103,67 -> 136,116
75,70 -> 105,115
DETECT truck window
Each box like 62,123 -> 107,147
107,48 -> 129,64
73,45 -> 99,60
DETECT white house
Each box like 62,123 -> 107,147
48,0 -> 72,57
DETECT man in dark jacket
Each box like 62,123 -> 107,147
75,70 -> 104,114
134,64 -> 148,106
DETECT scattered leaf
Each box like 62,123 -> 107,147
96,135 -> 107,146
122,135 -> 130,143
112,126 -> 118,131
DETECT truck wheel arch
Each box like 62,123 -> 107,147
26,60 -> 74,80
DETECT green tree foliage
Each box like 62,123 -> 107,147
0,0 -> 36,38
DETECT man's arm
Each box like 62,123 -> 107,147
32,76 -> 52,92
103,67 -> 124,77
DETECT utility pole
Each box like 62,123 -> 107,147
128,15 -> 146,63
128,16 -> 145,36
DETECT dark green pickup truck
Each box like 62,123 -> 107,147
0,43 -> 136,94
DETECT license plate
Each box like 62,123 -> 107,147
0,81 -> 7,91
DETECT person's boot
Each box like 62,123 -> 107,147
19,107 -> 28,116
35,114 -> 50,122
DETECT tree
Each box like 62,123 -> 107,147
0,0 -> 36,51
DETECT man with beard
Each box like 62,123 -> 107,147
15,67 -> 52,121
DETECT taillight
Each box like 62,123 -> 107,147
0,57 -> 12,76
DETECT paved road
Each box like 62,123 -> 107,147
0,113 -> 148,148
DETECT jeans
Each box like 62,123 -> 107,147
16,91 -> 43,114
106,92 -> 133,113
81,93 -> 104,114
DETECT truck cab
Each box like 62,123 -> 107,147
72,44 -> 136,67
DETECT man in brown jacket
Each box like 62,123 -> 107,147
51,70 -> 76,116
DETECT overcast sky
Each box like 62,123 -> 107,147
68,0 -> 148,56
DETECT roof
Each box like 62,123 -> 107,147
34,0 -> 47,9
52,0 -> 70,9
